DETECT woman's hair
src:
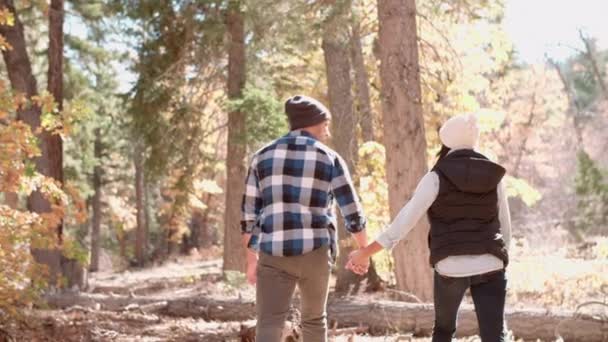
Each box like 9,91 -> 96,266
436,144 -> 451,161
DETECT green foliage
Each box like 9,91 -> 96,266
562,39 -> 608,110
226,84 -> 288,150
503,176 -> 542,207
574,151 -> 608,235
0,82 -> 86,325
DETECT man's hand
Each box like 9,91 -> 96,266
346,248 -> 369,275
245,249 -> 258,285
246,259 -> 257,285
242,233 -> 258,285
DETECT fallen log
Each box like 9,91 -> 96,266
45,294 -> 608,341
328,299 -> 608,342
45,293 -> 256,321
89,272 -> 221,295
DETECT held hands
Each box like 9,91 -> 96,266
346,248 -> 370,275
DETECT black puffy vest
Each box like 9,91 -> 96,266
427,149 -> 508,266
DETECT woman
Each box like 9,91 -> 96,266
348,114 -> 511,342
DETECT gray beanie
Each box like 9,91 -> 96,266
285,95 -> 331,130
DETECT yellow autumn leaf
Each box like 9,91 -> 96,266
0,7 -> 14,26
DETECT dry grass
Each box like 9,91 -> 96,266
504,236 -> 608,314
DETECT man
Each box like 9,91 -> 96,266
241,95 -> 368,342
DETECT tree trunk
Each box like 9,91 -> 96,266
223,0 -> 247,273
323,1 -> 383,294
189,210 -> 202,249
46,0 -> 83,288
0,0 -> 46,213
377,0 -> 432,301
0,1 -> 38,106
46,0 -> 64,200
321,1 -> 360,294
45,293 -> 608,342
1,0 -> 73,287
89,128 -> 102,272
350,20 -> 374,143
134,143 -> 146,267
144,183 -> 151,256
200,193 -> 214,249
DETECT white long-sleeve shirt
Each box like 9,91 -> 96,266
376,169 -> 511,278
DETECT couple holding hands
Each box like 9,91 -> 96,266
240,95 -> 510,342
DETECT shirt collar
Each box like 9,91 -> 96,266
288,129 -> 317,139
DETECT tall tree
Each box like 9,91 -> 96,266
223,0 -> 247,273
89,128 -> 102,272
323,0 -> 382,293
0,0 -> 86,288
47,0 -> 86,288
43,0 -> 65,239
377,0 -> 432,301
322,0 -> 358,294
350,12 -> 374,142
134,141 -> 146,266
115,1 -> 200,262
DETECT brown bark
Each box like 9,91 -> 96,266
0,0 -> 76,287
223,0 -> 247,273
350,21 -> 374,142
45,293 -> 608,341
144,183 -> 151,254
188,210 -> 203,249
329,299 -> 607,341
134,143 -> 146,267
322,1 -> 357,295
89,128 -> 102,272
377,0 -> 432,301
45,0 -> 64,190
0,0 -> 38,105
3,192 -> 18,208
322,1 -> 382,294
0,0 -> 47,210
41,0 -> 73,287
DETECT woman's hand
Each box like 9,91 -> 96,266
346,248 -> 370,275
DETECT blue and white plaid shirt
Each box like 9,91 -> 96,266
241,130 -> 366,259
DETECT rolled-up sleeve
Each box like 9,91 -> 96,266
376,172 -> 439,250
241,156 -> 262,245
330,155 -> 366,233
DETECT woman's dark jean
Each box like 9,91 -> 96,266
432,269 -> 507,342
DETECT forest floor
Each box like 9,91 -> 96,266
2,238 -> 608,342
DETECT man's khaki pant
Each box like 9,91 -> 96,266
256,245 -> 331,342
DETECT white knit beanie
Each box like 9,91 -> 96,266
439,113 -> 479,149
